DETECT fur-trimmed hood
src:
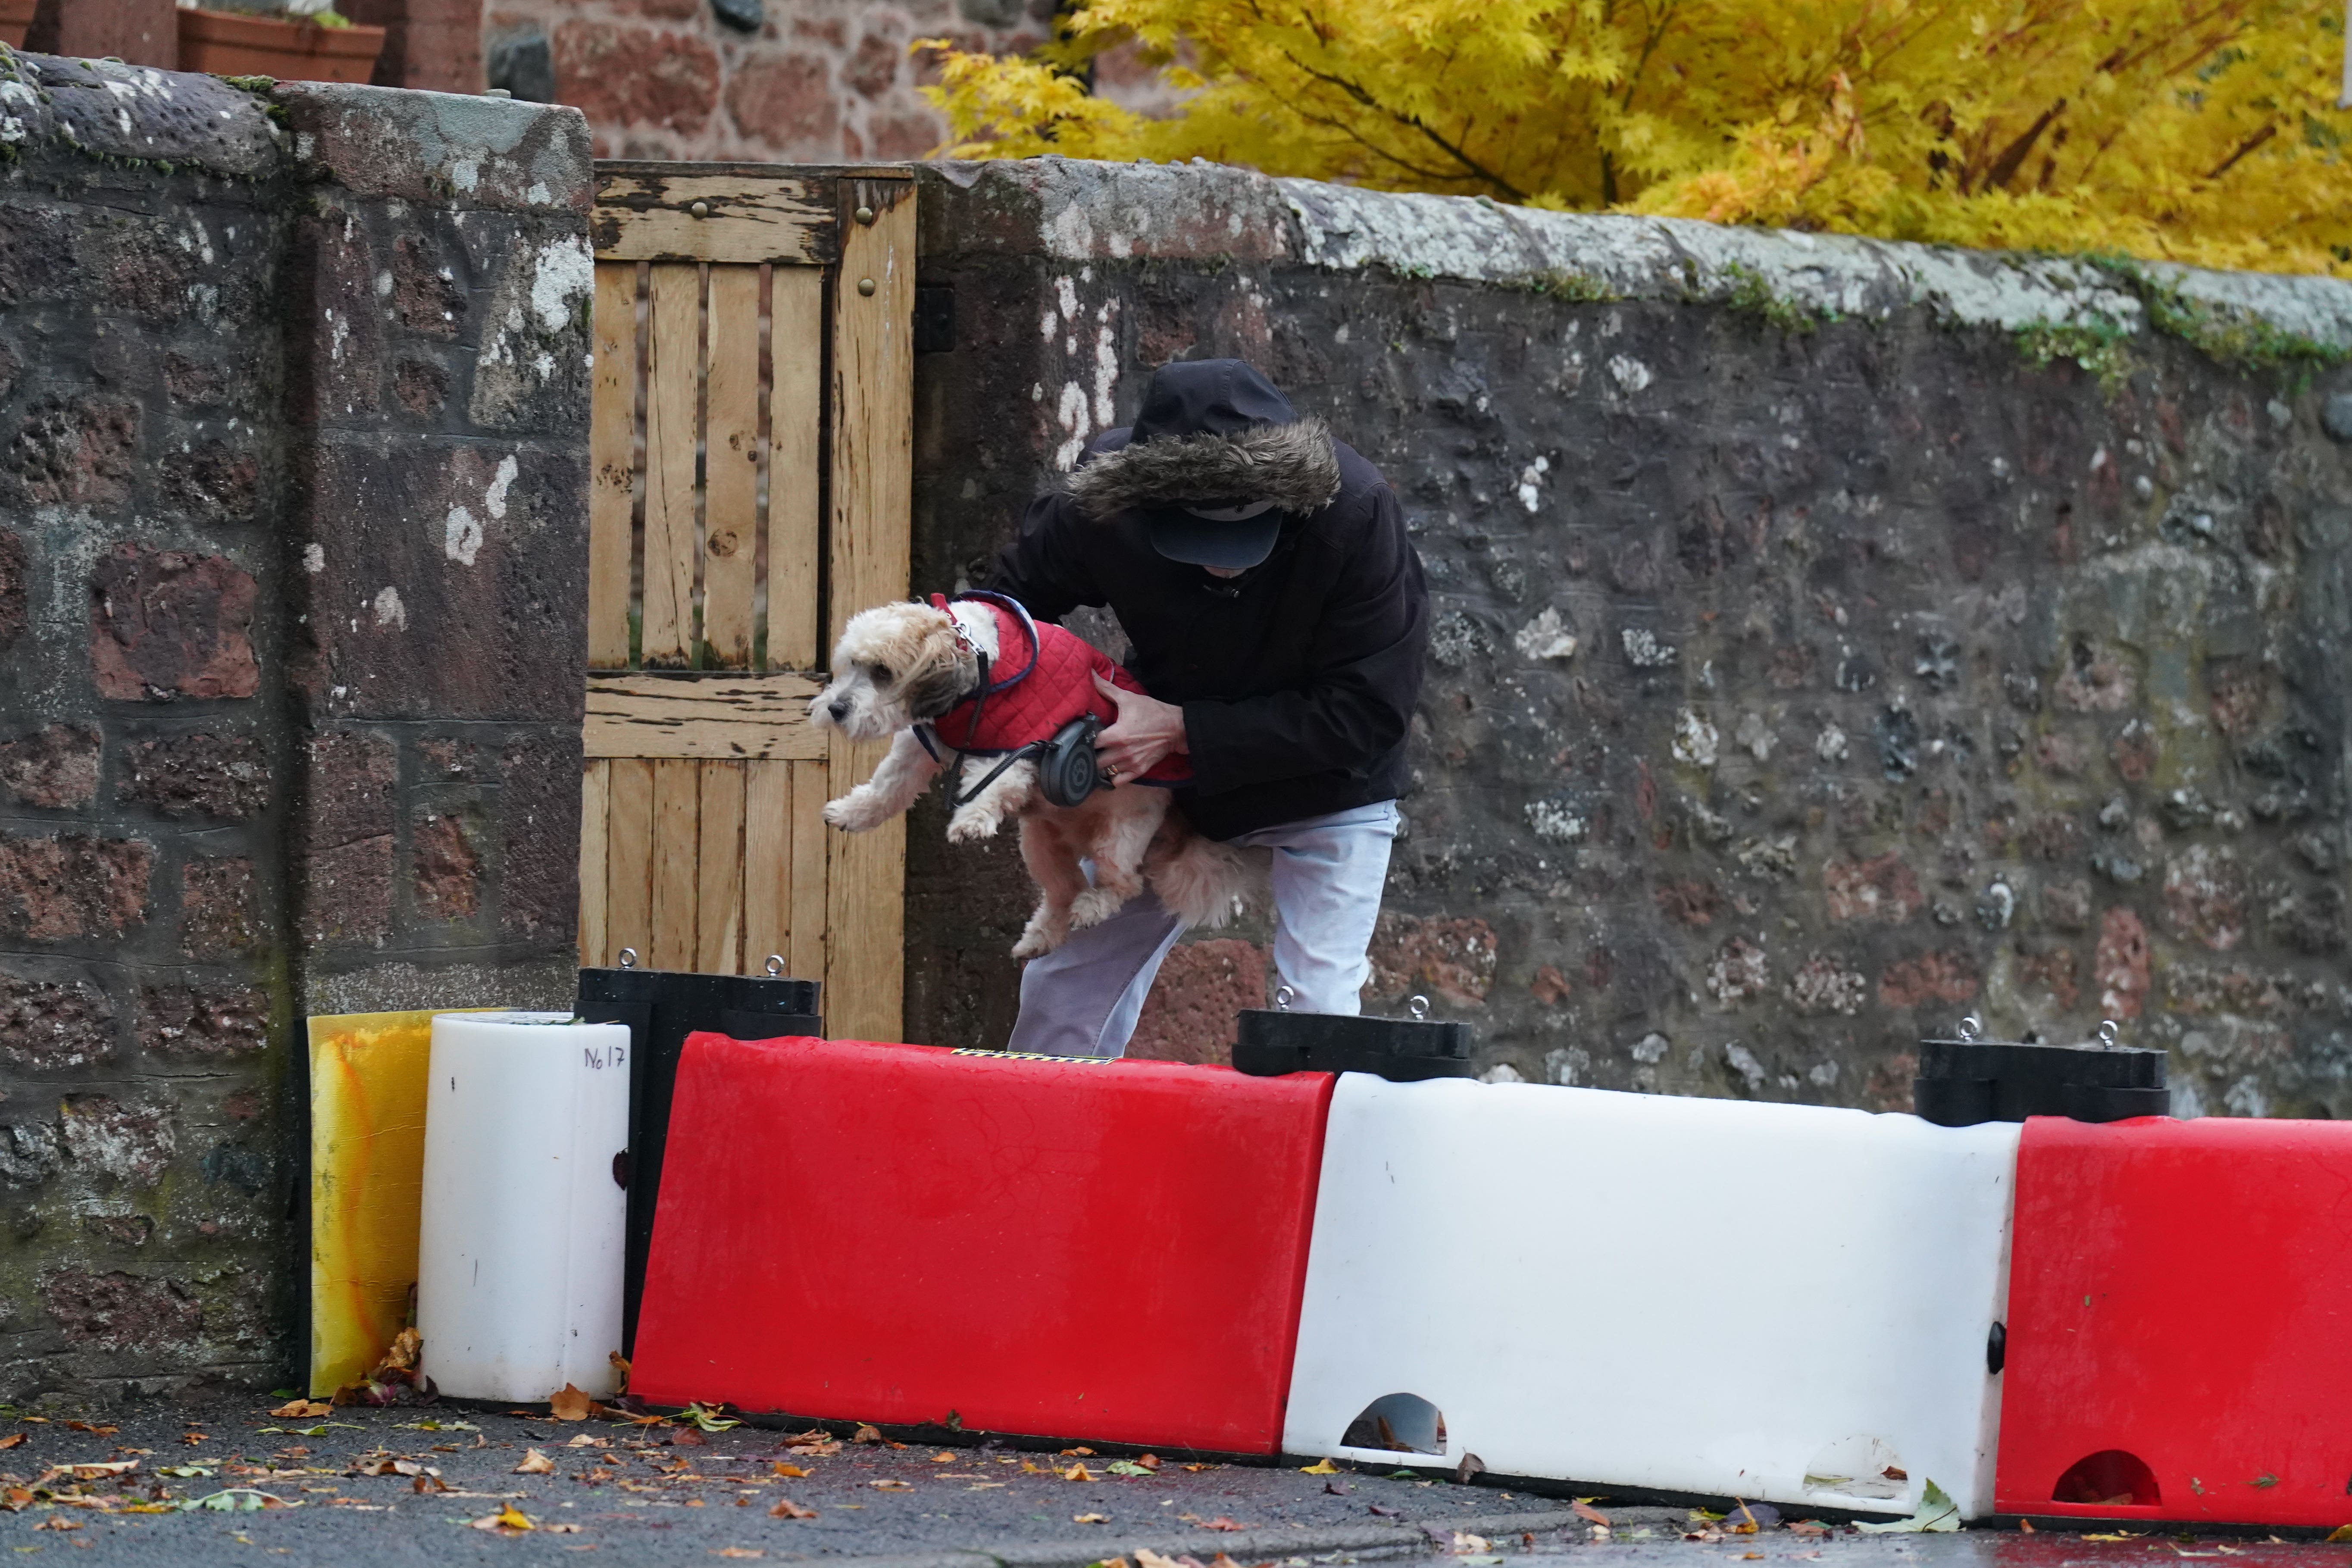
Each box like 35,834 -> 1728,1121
1064,359 -> 1343,521
1066,416 -> 1342,520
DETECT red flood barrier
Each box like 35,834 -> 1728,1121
1997,1114 -> 2352,1526
629,1036 -> 1335,1453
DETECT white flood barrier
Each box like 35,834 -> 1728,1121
1283,1076 -> 2020,1519
417,1011 -> 630,1403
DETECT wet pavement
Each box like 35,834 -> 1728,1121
3,1400 -> 2347,1568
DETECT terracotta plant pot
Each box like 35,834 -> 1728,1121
177,8 -> 385,84
0,0 -> 36,50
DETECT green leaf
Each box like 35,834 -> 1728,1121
1107,1460 -> 1155,1477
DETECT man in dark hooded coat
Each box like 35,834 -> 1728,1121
986,359 -> 1430,1057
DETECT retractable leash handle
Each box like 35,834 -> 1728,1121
1037,714 -> 1106,807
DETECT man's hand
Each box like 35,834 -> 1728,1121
1092,672 -> 1187,784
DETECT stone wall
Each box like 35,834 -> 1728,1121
0,55 -> 592,1405
479,0 -> 1044,163
906,159 -> 2352,1121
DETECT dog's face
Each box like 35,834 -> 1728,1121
808,601 -> 973,741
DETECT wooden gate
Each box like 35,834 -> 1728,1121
577,164 -> 912,1042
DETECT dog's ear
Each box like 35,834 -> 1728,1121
900,623 -> 974,720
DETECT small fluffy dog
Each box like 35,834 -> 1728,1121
811,596 -> 1259,958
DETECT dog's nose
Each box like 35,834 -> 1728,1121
828,700 -> 850,722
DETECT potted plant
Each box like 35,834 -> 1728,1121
177,0 -> 385,84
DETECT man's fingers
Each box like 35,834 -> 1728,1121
1091,671 -> 1124,701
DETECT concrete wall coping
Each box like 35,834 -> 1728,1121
924,157 -> 2352,350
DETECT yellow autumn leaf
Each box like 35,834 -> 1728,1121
917,0 -> 2352,278
1063,1462 -> 1095,1482
1299,1458 -> 1340,1474
515,1448 -> 555,1475
773,1462 -> 810,1478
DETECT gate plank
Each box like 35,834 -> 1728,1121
788,760 -> 829,996
606,757 -> 657,965
588,264 -> 639,670
584,672 -> 826,760
649,761 -> 701,970
743,759 -> 792,977
703,266 -> 761,670
577,758 -> 613,970
767,264 -> 824,672
641,263 -> 702,667
594,171 -> 837,266
696,761 -> 747,973
822,177 -> 916,1042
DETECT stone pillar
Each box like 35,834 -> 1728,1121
271,82 -> 593,1017
0,56 -> 591,1406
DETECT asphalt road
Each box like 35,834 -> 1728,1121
4,1401 -> 2347,1568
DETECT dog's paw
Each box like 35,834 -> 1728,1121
1010,928 -> 1062,959
824,794 -> 882,832
945,807 -> 1003,845
1068,887 -> 1128,931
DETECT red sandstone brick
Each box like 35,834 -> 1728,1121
1367,913 -> 1497,1006
38,1269 -> 200,1351
1877,948 -> 1980,1009
2094,906 -> 2150,1018
139,984 -> 270,1059
0,724 -> 100,810
118,732 -> 269,820
181,856 -> 261,960
0,833 -> 153,941
14,397 -> 139,508
89,545 -> 259,702
1822,852 -> 1922,923
555,22 -> 721,137
723,50 -> 839,150
1127,939 -> 1266,1066
0,973 -> 114,1070
413,811 -> 482,921
0,530 -> 23,650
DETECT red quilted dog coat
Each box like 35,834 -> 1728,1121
923,593 -> 1190,785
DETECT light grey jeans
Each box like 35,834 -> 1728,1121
1004,799 -> 1402,1060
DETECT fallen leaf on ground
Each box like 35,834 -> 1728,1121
2328,1528 -> 2352,1546
472,1503 -> 535,1533
1299,1458 -> 1340,1475
1325,1480 -> 1352,1496
1573,1502 -> 1611,1527
1724,1501 -> 1780,1533
1109,1460 -> 1157,1477
1452,1534 -> 1491,1554
63,1422 -> 116,1435
1062,1447 -> 1098,1457
0,1434 -> 22,1451
1063,1463 -> 1094,1482
608,1351 -> 631,1393
684,1402 -> 741,1433
182,1432 -> 210,1445
1095,1557 -> 1134,1568
270,1400 -> 332,1419
378,1327 -> 422,1373
566,1434 -> 608,1449
1455,1454 -> 1484,1484
1181,1463 -> 1216,1473
1787,1521 -> 1832,1537
871,1478 -> 913,1491
2084,1533 -> 2143,1543
412,1471 -> 450,1494
1853,1480 -> 1961,1534
1135,1549 -> 1185,1568
714,1550 -> 765,1559
932,1451 -> 958,1463
769,1498 -> 817,1519
33,1516 -> 82,1531
966,1482 -> 1007,1490
1204,1516 -> 1245,1531
853,1424 -> 883,1444
548,1385 -> 601,1423
772,1463 -> 809,1478
1134,1455 -> 1161,1471
515,1449 -> 555,1475
675,1429 -> 708,1448
1369,1504 -> 1401,1518
1074,1512 -> 1111,1524
2018,1521 -> 2036,1534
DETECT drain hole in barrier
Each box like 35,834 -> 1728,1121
2054,1450 -> 2161,1508
1341,1393 -> 1446,1455
1802,1437 -> 1908,1501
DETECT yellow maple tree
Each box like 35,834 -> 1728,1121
919,0 -> 2351,276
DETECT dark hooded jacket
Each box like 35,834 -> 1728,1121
986,363 -> 1429,841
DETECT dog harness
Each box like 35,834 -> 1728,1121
916,591 -> 1191,796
